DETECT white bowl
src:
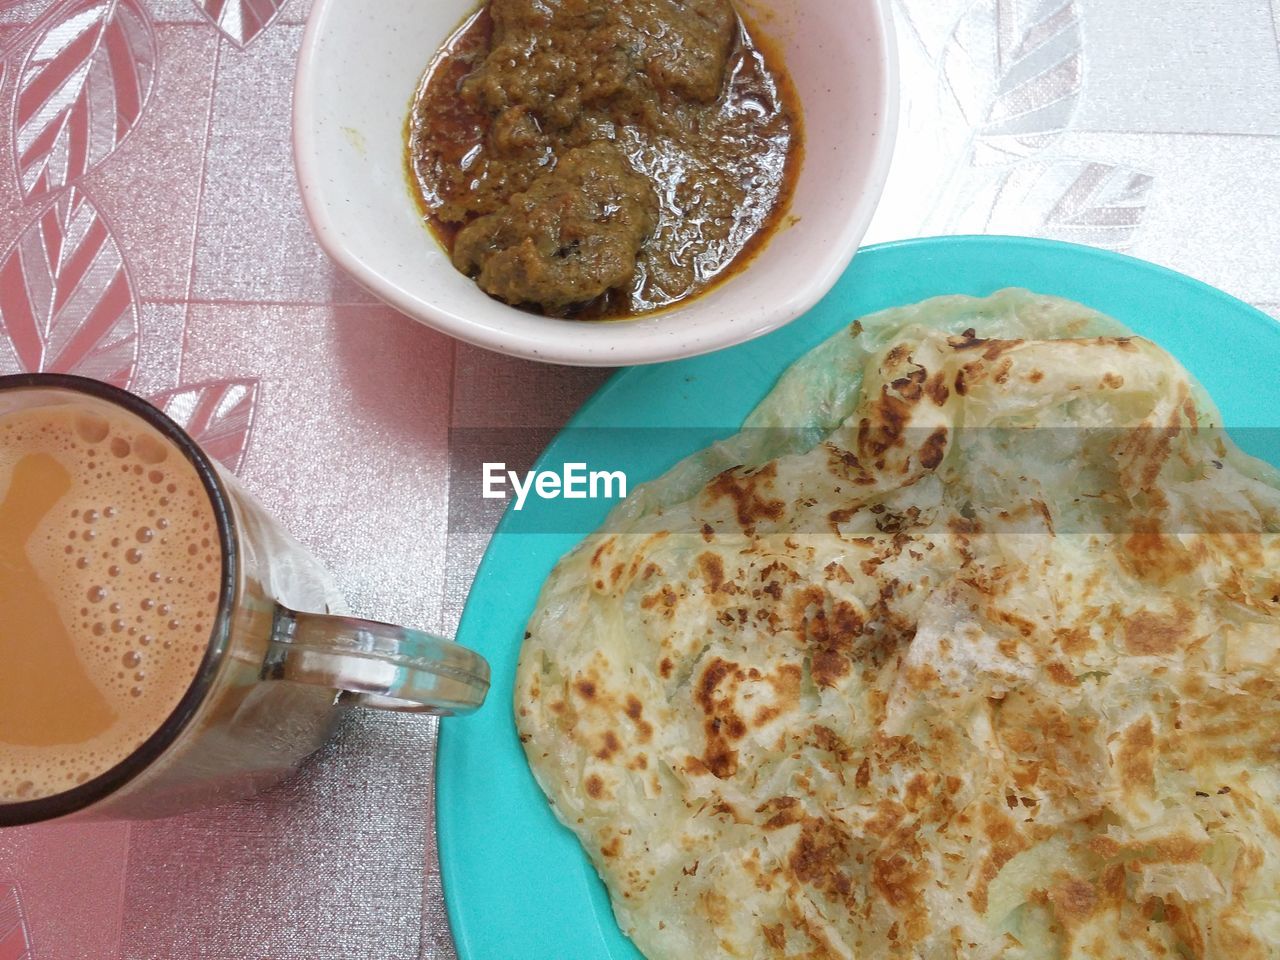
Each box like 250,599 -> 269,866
294,0 -> 898,366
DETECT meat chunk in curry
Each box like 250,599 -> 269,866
452,142 -> 659,312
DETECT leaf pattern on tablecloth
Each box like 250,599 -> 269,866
12,0 -> 156,199
152,378 -> 260,473
893,0 -> 969,61
0,882 -> 32,960
939,0 -> 1083,165
0,186 -> 139,385
937,159 -> 1153,250
194,0 -> 286,49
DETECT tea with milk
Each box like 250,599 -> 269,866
0,404 -> 220,801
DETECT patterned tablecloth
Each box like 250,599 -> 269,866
0,0 -> 1277,957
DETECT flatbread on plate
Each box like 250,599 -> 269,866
516,290 -> 1280,960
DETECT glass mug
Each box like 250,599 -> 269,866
0,374 -> 489,826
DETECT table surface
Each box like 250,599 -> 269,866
0,0 -> 1278,957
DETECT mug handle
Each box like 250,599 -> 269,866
264,607 -> 490,716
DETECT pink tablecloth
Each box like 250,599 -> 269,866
1,0 -> 1278,957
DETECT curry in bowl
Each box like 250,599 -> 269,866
408,0 -> 804,319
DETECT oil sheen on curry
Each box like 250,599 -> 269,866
408,0 -> 803,319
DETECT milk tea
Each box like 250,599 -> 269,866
0,403 -> 221,801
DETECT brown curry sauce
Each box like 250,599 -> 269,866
407,1 -> 804,320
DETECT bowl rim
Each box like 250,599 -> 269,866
292,0 -> 900,366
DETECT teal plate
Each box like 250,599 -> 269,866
437,236 -> 1280,960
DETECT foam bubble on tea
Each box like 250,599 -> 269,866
0,403 -> 221,802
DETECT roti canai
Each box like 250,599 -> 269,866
515,290 -> 1280,959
